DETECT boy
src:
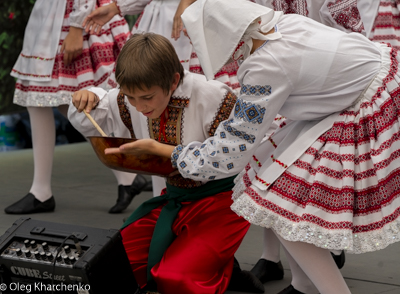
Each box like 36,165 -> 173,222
68,33 -> 261,294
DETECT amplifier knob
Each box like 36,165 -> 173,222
68,256 -> 75,264
56,254 -> 62,262
46,252 -> 53,262
22,249 -> 31,258
30,240 -> 37,249
15,248 -> 22,256
24,240 -> 30,248
34,251 -> 40,260
40,252 -> 46,260
64,245 -> 71,254
42,242 -> 49,251
62,254 -> 69,264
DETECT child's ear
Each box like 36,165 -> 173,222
170,72 -> 180,92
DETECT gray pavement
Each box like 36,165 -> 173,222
0,142 -> 399,294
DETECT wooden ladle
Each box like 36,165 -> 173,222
83,109 -> 107,137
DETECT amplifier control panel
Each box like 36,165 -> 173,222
1,238 -> 86,268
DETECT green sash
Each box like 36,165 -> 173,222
121,176 -> 236,284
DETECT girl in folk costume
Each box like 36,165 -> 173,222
69,33 -> 263,294
81,0 -> 241,94
116,0 -> 400,293
5,0 -> 148,215
244,1 -> 400,288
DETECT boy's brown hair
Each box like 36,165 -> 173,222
116,33 -> 184,94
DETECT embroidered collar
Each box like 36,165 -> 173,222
167,70 -> 193,108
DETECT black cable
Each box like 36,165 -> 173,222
51,234 -> 76,294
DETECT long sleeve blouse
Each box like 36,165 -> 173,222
172,14 -> 382,182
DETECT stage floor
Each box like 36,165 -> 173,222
1,142 -> 399,294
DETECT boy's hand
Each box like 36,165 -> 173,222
61,27 -> 83,66
83,3 -> 119,35
105,139 -> 175,158
71,90 -> 99,113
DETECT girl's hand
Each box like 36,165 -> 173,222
171,0 -> 196,40
61,27 -> 83,66
105,139 -> 175,158
71,90 -> 99,113
82,3 -> 119,35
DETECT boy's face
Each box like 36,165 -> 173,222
121,73 -> 180,119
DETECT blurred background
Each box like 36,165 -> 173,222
0,0 -> 138,151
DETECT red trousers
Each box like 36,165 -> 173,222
121,191 -> 250,294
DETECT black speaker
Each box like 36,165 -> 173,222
0,217 -> 138,294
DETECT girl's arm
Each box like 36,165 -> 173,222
61,0 -> 96,65
83,0 -> 151,35
171,0 -> 197,40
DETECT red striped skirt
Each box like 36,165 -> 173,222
231,43 -> 400,254
13,0 -> 130,107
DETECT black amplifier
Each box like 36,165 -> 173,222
0,218 -> 138,294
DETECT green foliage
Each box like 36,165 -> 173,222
0,0 -> 36,115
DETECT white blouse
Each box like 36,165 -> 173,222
173,14 -> 382,181
68,71 -> 234,146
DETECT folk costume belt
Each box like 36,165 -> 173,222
121,176 -> 236,286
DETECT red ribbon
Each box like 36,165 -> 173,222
158,107 -> 169,142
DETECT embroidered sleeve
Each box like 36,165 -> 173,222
174,54 -> 293,180
70,0 -> 96,28
171,144 -> 185,168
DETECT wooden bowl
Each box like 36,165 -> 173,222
87,136 -> 175,176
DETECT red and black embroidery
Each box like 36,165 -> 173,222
149,97 -> 203,188
117,91 -> 136,139
209,91 -> 237,137
169,96 -> 190,108
272,0 -> 309,16
327,0 -> 364,33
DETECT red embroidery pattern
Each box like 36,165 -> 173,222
271,155 -> 288,168
255,175 -> 270,187
209,91 -> 237,137
11,69 -> 50,79
188,52 -> 240,90
272,0 -> 309,16
269,138 -> 278,148
252,155 -> 262,167
151,107 -> 180,145
232,41 -> 245,60
15,72 -> 110,93
327,0 -> 364,33
20,53 -> 55,61
214,61 -> 240,90
169,97 -> 190,108
117,91 -> 136,139
149,99 -> 203,189
370,1 -> 400,50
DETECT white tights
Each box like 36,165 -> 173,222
260,228 -> 351,294
261,229 -> 350,294
27,106 -> 136,202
